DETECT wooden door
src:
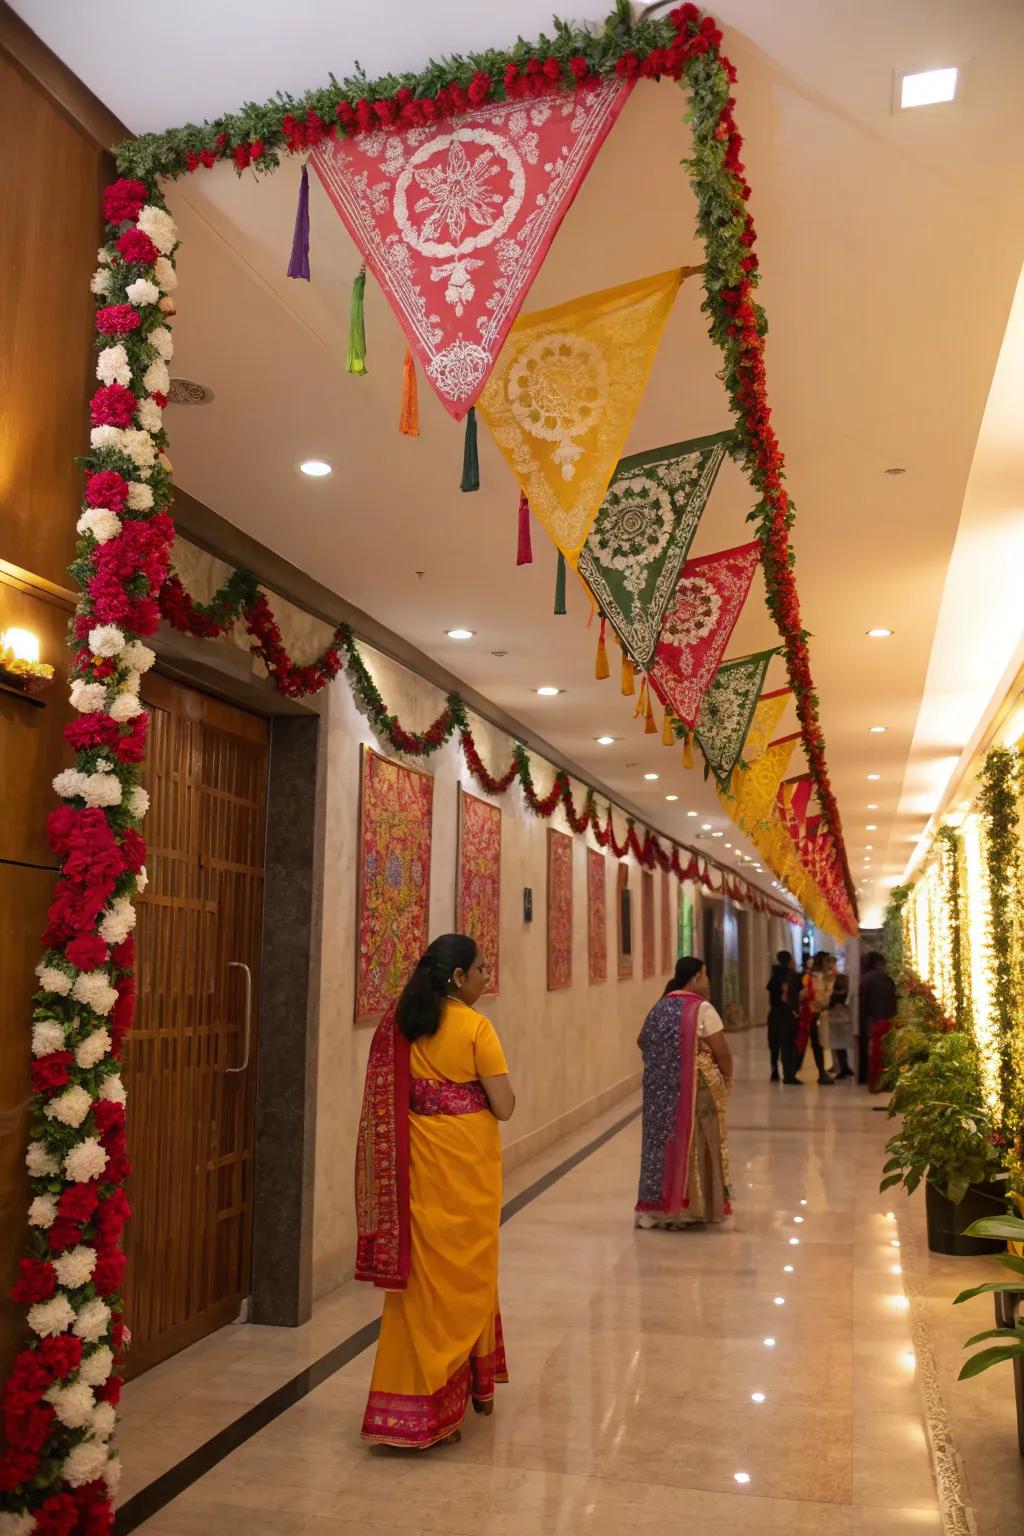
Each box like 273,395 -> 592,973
123,674 -> 267,1376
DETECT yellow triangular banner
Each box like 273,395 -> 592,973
717,732 -> 799,833
477,268 -> 685,566
744,689 -> 790,765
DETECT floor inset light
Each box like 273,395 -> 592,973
298,459 -> 332,477
867,773 -> 881,781
773,1296 -> 785,1306
644,772 -> 659,781
868,803 -> 878,810
800,1199 -> 807,1206
866,627 -> 894,639
891,1239 -> 901,1249
536,686 -> 561,697
866,824 -> 877,831
784,1264 -> 794,1273
712,831 -> 723,838
701,823 -> 712,831
763,1338 -> 775,1348
751,1392 -> 766,1404
734,1472 -> 751,1485
725,843 -> 732,849
789,1238 -> 799,1246
891,1265 -> 902,1275
900,67 -> 957,110
687,810 -> 698,817
903,1351 -> 916,1370
666,794 -> 679,802
869,725 -> 887,734
446,628 -> 474,640
596,736 -> 615,746
793,1216 -> 804,1224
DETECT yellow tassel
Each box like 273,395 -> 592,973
633,677 -> 647,721
683,734 -> 695,770
398,346 -> 419,436
595,617 -> 610,681
661,708 -> 674,747
620,647 -> 635,697
644,683 -> 657,735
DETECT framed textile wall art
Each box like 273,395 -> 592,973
587,846 -> 608,985
456,786 -> 501,996
355,745 -> 434,1022
660,868 -> 674,975
642,869 -> 656,979
547,827 -> 573,991
617,862 -> 633,981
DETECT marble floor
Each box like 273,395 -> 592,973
114,1030 -> 1023,1535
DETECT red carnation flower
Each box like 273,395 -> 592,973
569,55 -> 589,81
31,1052 -> 74,1095
38,1333 -> 83,1380
4,1399 -> 55,1454
75,1485 -> 115,1536
116,227 -> 159,265
200,147 -> 216,168
102,178 -> 148,225
11,1258 -> 57,1305
185,150 -> 200,172
98,1374 -> 122,1406
66,933 -> 110,970
94,305 -> 141,336
92,1100 -> 125,1140
58,1182 -> 101,1225
47,1219 -> 84,1253
111,933 -> 135,970
119,827 -> 147,874
0,1446 -> 40,1493
33,1492 -> 81,1536
234,142 -> 251,169
94,1251 -> 126,1297
85,468 -> 129,511
615,51 -> 640,77
542,56 -> 562,82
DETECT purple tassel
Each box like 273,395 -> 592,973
287,164 -> 311,280
516,491 -> 533,566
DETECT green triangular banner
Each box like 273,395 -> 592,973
578,430 -> 732,671
695,648 -> 780,786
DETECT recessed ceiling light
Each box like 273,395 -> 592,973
867,773 -> 881,781
644,772 -> 659,782
701,823 -> 712,831
724,843 -> 732,849
865,845 -> 873,851
734,1472 -> 751,1485
866,824 -> 877,831
687,810 -> 698,818
298,459 -> 332,477
751,1392 -> 766,1404
712,831 -> 723,838
595,735 -> 615,746
900,66 -> 958,110
446,628 -> 474,640
867,803 -> 878,810
665,793 -> 678,802
536,686 -> 561,697
869,725 -> 887,734
866,628 -> 893,639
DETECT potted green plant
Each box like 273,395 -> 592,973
880,1032 -> 1006,1255
953,1211 -> 1024,1457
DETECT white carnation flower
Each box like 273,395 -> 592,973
44,1084 -> 94,1129
76,1028 -> 112,1070
35,965 -> 72,999
99,1073 -> 126,1105
97,246 -> 112,266
121,428 -> 157,471
54,1245 -> 98,1291
32,1020 -> 66,1057
77,507 -> 122,543
158,295 -> 176,315
72,971 -> 118,1016
53,768 -> 89,800
104,1453 -> 123,1495
126,480 -> 154,510
91,1401 -> 117,1439
73,1296 -> 111,1346
153,256 -> 177,293
137,398 -> 163,434
109,689 -> 143,722
80,1345 -> 114,1387
99,896 -> 136,946
126,277 -> 160,307
63,1437 -> 110,1488
26,1140 -> 59,1177
65,1137 -> 109,1185
96,344 -> 131,387
28,1195 -> 57,1229
88,624 -> 125,658
128,785 -> 150,819
28,1293 -> 76,1338
81,772 -> 123,809
121,641 -> 155,673
46,1380 -> 96,1429
90,424 -> 125,453
0,1507 -> 35,1534
149,324 -> 174,360
69,679 -> 108,714
90,269 -> 112,296
142,358 -> 170,395
135,865 -> 148,894
136,205 -> 177,255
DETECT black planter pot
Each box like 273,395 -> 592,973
924,1179 -> 1007,1256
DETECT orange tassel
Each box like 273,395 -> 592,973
399,346 -> 420,436
633,677 -> 647,721
620,647 -> 635,697
683,733 -> 695,769
644,682 -> 657,735
661,708 -> 674,747
595,617 -> 610,681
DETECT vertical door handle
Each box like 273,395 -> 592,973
226,961 -> 253,1073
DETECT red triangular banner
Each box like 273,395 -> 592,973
311,81 -> 634,419
649,541 -> 760,728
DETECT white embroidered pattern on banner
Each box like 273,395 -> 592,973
312,82 -> 633,418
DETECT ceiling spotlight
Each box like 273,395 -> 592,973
446,628 -> 474,640
867,773 -> 881,781
867,803 -> 878,810
899,67 -> 958,110
725,843 -> 732,849
712,831 -> 723,838
734,1472 -> 751,1485
644,772 -> 659,782
866,628 -> 893,639
535,686 -> 561,697
866,824 -> 877,831
298,459 -> 332,477
687,810 -> 698,818
595,736 -> 615,746
701,823 -> 712,831
869,725 -> 887,734
665,794 -> 679,802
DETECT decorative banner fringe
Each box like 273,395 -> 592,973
683,733 -> 695,769
461,406 -> 479,492
595,616 -> 610,680
347,265 -> 367,375
398,346 -> 419,436
644,681 -> 657,735
661,708 -> 674,747
620,646 -> 635,697
516,491 -> 533,565
553,549 -> 567,614
287,163 -> 311,280
633,676 -> 647,721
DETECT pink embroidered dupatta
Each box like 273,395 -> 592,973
660,991 -> 702,1211
635,989 -> 702,1214
354,1007 -> 411,1289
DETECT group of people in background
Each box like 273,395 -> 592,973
766,947 -> 897,1090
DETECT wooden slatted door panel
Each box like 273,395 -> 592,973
123,674 -> 267,1377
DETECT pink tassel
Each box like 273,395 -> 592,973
516,491 -> 533,566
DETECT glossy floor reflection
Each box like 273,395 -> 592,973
125,1030 -> 948,1534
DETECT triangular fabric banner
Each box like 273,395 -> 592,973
578,430 -> 732,670
478,268 -> 685,564
694,648 -> 779,786
649,541 -> 760,728
743,687 -> 790,766
311,82 -> 634,419
717,730 -> 800,832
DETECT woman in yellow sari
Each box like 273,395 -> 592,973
356,934 -> 514,1448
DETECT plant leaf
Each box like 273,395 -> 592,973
962,1327 -> 1024,1347
963,1216 -> 1024,1240
958,1343 -> 1024,1379
953,1281 -> 1024,1305
879,1174 -> 903,1192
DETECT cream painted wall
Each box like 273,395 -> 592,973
311,641 -> 676,1301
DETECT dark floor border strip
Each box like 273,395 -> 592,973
115,1101 -> 641,1533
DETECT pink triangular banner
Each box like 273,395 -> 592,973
650,541 -> 761,728
311,81 -> 634,419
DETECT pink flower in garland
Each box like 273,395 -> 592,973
115,227 -> 160,265
85,469 -> 129,511
94,305 -> 141,336
91,383 -> 137,428
10,1257 -> 57,1305
102,178 -> 148,224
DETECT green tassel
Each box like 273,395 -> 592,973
554,550 -> 567,614
346,266 -> 367,375
460,406 -> 479,492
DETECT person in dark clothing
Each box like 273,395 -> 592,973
767,950 -> 802,1085
859,951 -> 898,1089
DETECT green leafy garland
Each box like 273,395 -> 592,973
935,823 -> 970,1030
883,883 -> 910,976
977,746 -> 1024,1155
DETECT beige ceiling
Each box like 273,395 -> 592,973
14,0 -> 1024,919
